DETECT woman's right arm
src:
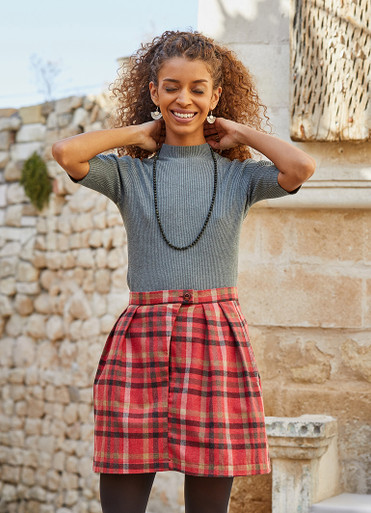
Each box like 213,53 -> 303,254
52,122 -> 162,180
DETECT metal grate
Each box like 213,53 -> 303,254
290,0 -> 370,141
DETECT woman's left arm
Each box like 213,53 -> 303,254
206,118 -> 316,192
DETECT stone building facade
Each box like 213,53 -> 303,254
0,1 -> 370,512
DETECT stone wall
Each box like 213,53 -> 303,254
0,96 -> 186,513
198,1 -> 371,511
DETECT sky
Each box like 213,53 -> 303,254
0,0 -> 199,109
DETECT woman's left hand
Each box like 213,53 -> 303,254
204,117 -> 241,150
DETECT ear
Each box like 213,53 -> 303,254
210,86 -> 222,111
149,82 -> 159,105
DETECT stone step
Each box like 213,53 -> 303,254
310,493 -> 371,513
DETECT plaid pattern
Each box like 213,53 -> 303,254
93,287 -> 271,477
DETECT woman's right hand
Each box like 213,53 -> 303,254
136,119 -> 166,152
52,120 -> 166,180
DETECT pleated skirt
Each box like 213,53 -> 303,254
93,287 -> 271,477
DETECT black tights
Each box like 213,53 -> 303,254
100,472 -> 234,513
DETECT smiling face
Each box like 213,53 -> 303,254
149,57 -> 222,146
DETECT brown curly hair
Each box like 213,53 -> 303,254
110,30 -> 270,161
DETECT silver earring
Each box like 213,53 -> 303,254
207,111 -> 216,124
151,106 -> 162,120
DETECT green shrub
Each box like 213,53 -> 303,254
20,152 -> 52,211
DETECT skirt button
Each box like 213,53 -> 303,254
183,292 -> 192,301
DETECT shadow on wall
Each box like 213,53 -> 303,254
210,0 -> 289,45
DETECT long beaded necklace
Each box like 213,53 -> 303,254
152,146 -> 218,251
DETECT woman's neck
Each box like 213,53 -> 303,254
164,132 -> 207,147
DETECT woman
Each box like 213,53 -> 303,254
52,30 -> 315,513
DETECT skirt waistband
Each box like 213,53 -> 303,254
129,287 -> 238,305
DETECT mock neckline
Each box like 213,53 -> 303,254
158,143 -> 213,158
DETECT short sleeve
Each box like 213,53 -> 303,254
68,153 -> 129,205
243,159 -> 301,213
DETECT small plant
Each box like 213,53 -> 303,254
20,152 -> 52,211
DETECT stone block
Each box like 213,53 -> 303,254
111,268 -> 126,290
72,107 -> 89,128
16,123 -> 46,143
0,130 -> 12,151
15,294 -> 34,315
5,313 -> 27,337
76,249 -> 95,268
238,265 -> 363,328
0,112 -> 21,130
7,182 -> 27,205
365,279 -> 371,328
68,290 -> 92,320
107,292 -> 129,318
2,464 -> 21,484
0,337 -> 13,366
10,142 -> 43,162
293,211 -> 365,263
0,241 -> 22,258
81,318 -> 100,339
264,384 -> 370,425
95,248 -> 107,268
0,150 -> 10,167
106,211 -> 122,227
1,483 -> 17,502
25,314 -> 46,339
45,251 -> 63,270
55,96 -> 83,114
16,282 -> 40,295
17,261 -> 39,282
57,112 -> 73,127
46,315 -> 64,341
69,319 -> 82,340
112,225 -> 127,246
107,248 -> 124,269
0,183 -> 7,207
93,211 -> 106,229
0,293 -> 13,315
36,341 -> 59,369
341,339 -> 371,383
88,230 -> 102,248
21,466 -> 36,486
5,204 -> 23,226
91,292 -> 107,317
8,368 -> 25,384
26,398 -> 45,418
19,105 -> 44,124
47,111 -> 58,129
34,294 -> 51,314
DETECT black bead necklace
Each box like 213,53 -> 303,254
152,146 -> 218,251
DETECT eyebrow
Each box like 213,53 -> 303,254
162,78 -> 209,84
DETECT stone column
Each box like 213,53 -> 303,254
266,415 -> 340,513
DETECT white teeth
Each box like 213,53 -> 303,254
173,111 -> 195,119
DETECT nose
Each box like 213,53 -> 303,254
176,88 -> 192,107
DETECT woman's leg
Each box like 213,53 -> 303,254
99,472 -> 156,513
184,474 -> 234,513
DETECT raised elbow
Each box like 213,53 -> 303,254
299,156 -> 316,182
52,141 -> 69,168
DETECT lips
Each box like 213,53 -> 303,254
171,110 -> 197,120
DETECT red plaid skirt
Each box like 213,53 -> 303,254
93,287 -> 271,477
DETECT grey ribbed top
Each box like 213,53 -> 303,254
70,143 -> 299,291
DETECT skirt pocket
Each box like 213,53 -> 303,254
218,300 -> 260,379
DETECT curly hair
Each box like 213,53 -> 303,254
110,30 -> 270,161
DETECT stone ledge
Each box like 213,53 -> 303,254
310,493 -> 371,513
266,414 -> 337,459
253,166 -> 371,209
265,415 -> 340,513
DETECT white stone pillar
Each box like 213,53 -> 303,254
266,415 -> 340,513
